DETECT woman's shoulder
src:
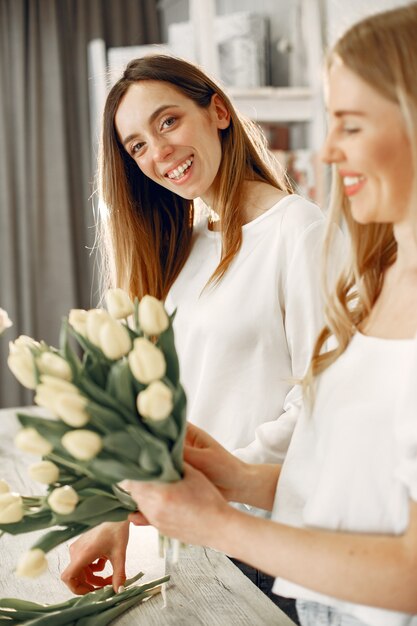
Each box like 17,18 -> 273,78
279,193 -> 325,230
244,181 -> 323,225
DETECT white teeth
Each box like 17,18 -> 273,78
167,158 -> 193,180
343,175 -> 364,186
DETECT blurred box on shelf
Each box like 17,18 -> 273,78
258,123 -> 290,151
168,12 -> 269,88
272,149 -> 323,203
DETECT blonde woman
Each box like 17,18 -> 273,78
62,55 -> 334,621
124,5 -> 417,626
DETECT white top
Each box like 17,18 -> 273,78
166,194 -> 340,463
272,332 -> 417,626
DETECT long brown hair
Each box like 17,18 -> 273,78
305,2 -> 417,392
98,55 -> 290,300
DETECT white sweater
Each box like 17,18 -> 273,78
166,194 -> 340,464
272,332 -> 417,626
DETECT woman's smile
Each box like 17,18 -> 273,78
115,81 -> 230,205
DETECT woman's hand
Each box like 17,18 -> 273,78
127,463 -> 231,547
61,521 -> 130,594
182,423 -> 249,502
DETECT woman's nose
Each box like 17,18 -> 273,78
320,134 -> 343,165
151,138 -> 174,162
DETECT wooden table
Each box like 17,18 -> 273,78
0,407 -> 295,625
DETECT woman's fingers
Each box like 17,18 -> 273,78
89,556 -> 107,572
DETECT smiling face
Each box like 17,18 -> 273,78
322,60 -> 414,226
114,80 -> 230,206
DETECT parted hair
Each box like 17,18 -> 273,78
305,2 -> 417,392
98,54 -> 291,301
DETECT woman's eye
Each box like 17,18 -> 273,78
131,142 -> 145,155
161,116 -> 176,130
343,127 -> 360,135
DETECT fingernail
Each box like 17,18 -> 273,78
117,585 -> 125,593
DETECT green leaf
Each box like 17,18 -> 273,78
51,495 -> 127,525
111,485 -> 137,510
105,360 -> 137,414
33,525 -> 87,554
88,457 -> 150,483
156,315 -> 180,387
102,431 -> 141,463
76,378 -> 137,425
0,509 -> 53,536
86,402 -> 127,434
60,318 -> 82,379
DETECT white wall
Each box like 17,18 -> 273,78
326,0 -> 413,45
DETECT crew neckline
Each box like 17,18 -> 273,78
203,193 -> 300,237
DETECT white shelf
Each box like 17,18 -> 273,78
227,87 -> 314,123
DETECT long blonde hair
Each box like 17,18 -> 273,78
98,55 -> 291,300
305,2 -> 417,389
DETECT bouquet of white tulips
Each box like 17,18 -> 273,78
1,290 -> 186,576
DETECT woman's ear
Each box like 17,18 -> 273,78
210,94 -> 231,129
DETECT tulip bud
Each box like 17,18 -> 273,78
16,549 -> 48,578
85,309 -> 111,348
13,335 -> 41,350
48,485 -> 79,515
0,479 -> 10,494
14,428 -> 53,456
105,288 -> 134,319
7,346 -> 37,390
128,337 -> 166,384
35,376 -> 79,414
0,492 -> 24,523
137,380 -> 173,421
37,352 -> 72,381
68,309 -> 88,336
0,308 -> 12,335
61,429 -> 103,460
55,392 -> 89,427
138,295 -> 169,336
99,318 -> 131,360
28,460 -> 60,485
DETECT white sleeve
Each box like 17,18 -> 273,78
233,218 -> 345,465
395,336 -> 417,501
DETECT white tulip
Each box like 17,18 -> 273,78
105,288 -> 134,319
68,308 -> 88,336
48,485 -> 79,515
85,309 -> 111,348
99,318 -> 131,360
138,295 -> 169,336
128,337 -> 166,384
12,335 -> 40,350
36,352 -> 72,381
0,479 -> 10,494
14,428 -> 53,456
7,346 -> 37,390
0,492 -> 24,523
0,308 -> 12,335
16,549 -> 48,578
55,392 -> 89,427
35,376 -> 79,414
61,429 -> 103,461
28,460 -> 60,485
137,380 -> 173,421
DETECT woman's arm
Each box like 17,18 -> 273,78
128,468 -> 417,614
183,423 -> 281,510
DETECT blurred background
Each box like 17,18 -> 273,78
0,0 -> 411,407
